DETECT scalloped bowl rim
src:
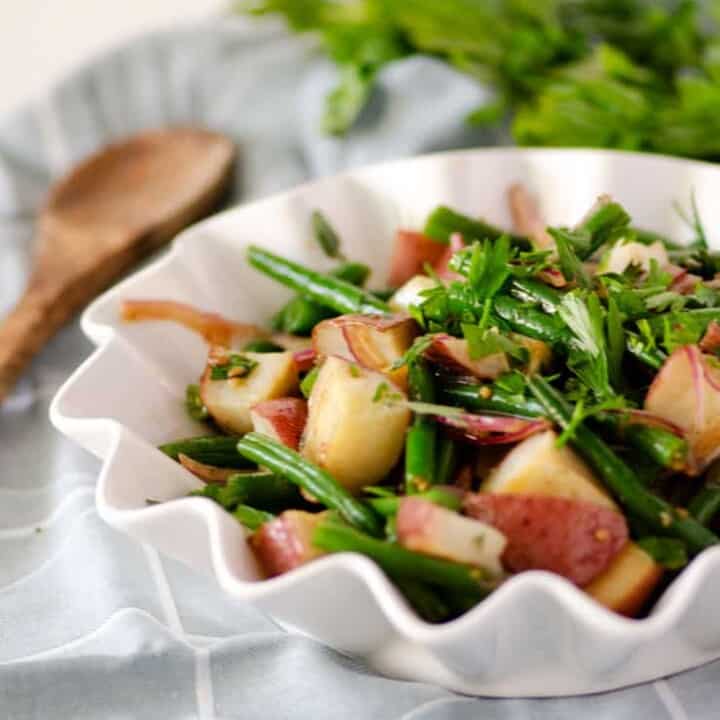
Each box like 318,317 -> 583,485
50,147 -> 720,696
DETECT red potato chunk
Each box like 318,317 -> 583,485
397,497 -> 506,576
301,356 -> 411,493
312,313 -> 418,386
200,349 -> 299,435
250,510 -> 326,577
645,344 -> 720,471
463,493 -> 628,587
424,335 -> 509,379
387,230 -> 446,287
250,398 -> 308,451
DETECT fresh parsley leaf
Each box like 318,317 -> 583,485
494,370 -> 527,399
549,227 -> 592,288
462,323 -> 525,361
691,283 -> 719,308
558,291 -> 614,400
606,296 -> 624,389
660,312 -> 709,353
637,537 -> 688,570
645,258 -> 672,289
468,236 -> 513,300
575,195 -> 631,257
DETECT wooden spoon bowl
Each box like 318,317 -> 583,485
0,127 -> 235,402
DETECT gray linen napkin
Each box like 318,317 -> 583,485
0,18 -> 714,719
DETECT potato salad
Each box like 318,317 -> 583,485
124,185 -> 720,622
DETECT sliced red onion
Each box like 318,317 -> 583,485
436,413 -> 550,445
605,408 -> 685,437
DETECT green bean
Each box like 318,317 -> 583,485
576,199 -> 631,258
440,377 -> 687,470
625,334 -> 666,370
620,424 -> 687,472
494,295 -> 571,346
439,379 -> 543,418
435,435 -> 458,486
248,246 -> 387,316
271,261 -> 371,335
219,471 -> 306,512
423,205 -> 526,246
237,432 -> 383,536
689,487 -> 720,526
689,463 -> 720,526
509,278 -> 562,313
159,436 -> 251,469
234,504 -> 275,531
527,375 -> 719,553
502,285 -> 664,371
406,360 -> 437,493
393,578 -> 451,623
368,487 -> 462,517
312,520 -> 495,596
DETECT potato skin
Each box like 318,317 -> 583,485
312,314 -> 417,389
464,493 -> 628,587
301,356 -> 411,493
251,397 -> 308,450
250,510 -> 326,577
397,497 -> 506,576
479,430 -> 662,615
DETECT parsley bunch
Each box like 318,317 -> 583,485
239,0 -> 720,162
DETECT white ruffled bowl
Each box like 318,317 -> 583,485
50,148 -> 720,696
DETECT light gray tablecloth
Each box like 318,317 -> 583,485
0,18 -> 715,719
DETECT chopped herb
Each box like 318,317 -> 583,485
372,381 -> 390,403
557,291 -> 614,400
661,312 -> 708,354
234,504 -> 275,531
300,366 -> 320,398
210,354 -> 258,381
390,334 -> 436,371
312,210 -> 344,258
549,227 -> 592,288
185,384 -> 209,422
468,236 -> 513,301
462,323 -> 525,361
606,296 -> 624,389
349,363 -> 361,377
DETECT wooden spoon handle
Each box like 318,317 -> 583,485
0,285 -> 70,402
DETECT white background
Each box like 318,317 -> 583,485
0,0 -> 224,117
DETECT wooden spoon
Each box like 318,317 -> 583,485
0,127 -> 236,402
